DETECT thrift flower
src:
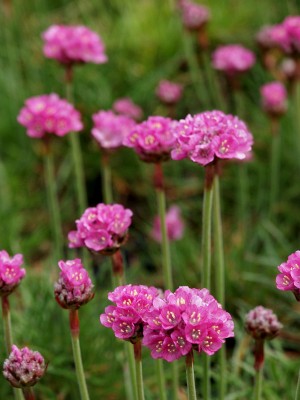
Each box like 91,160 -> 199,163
100,284 -> 159,342
245,306 -> 282,340
143,286 -> 234,362
68,203 -> 133,254
113,97 -> 143,121
256,25 -> 278,50
91,110 -> 136,150
212,44 -> 256,76
171,110 -> 253,166
152,205 -> 184,242
17,94 -> 83,139
0,250 -> 25,297
261,82 -> 287,116
178,0 -> 210,31
276,250 -> 300,300
156,80 -> 183,105
42,25 -> 107,65
123,116 -> 176,163
3,345 -> 46,388
54,259 -> 94,309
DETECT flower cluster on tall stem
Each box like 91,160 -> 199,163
276,250 -> 300,301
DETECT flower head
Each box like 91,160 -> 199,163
245,306 -> 282,340
42,25 -> 107,65
171,110 -> 253,166
261,82 -> 287,116
156,80 -> 183,105
3,345 -> 46,388
100,285 -> 159,342
179,0 -> 210,31
113,98 -> 143,121
212,44 -> 256,76
91,110 -> 136,150
17,94 -> 83,139
68,203 -> 133,255
276,250 -> 300,300
152,205 -> 184,242
54,259 -> 94,309
0,250 -> 25,297
143,286 -> 234,362
123,116 -> 176,163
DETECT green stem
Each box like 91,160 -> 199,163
22,387 -> 35,400
44,151 -> 64,260
295,368 -> 300,400
269,119 -> 280,216
69,310 -> 90,400
133,341 -> 145,400
157,359 -> 167,400
111,250 -> 125,287
65,72 -> 87,214
254,367 -> 263,400
102,157 -> 113,204
125,341 -> 138,400
186,350 -> 197,400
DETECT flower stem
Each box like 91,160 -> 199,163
111,250 -> 125,287
133,341 -> 145,400
65,69 -> 87,214
102,153 -> 113,204
69,309 -> 90,400
125,341 -> 138,400
22,387 -> 35,400
254,367 -> 263,400
253,339 -> 264,400
295,367 -> 300,400
157,359 -> 167,400
44,151 -> 64,261
186,350 -> 197,400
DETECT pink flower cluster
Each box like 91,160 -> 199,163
143,287 -> 234,362
3,345 -> 46,388
260,82 -> 287,116
156,80 -> 183,105
113,98 -> 143,121
245,306 -> 282,340
0,250 -> 25,296
212,44 -> 256,76
152,205 -> 184,243
276,250 -> 300,301
42,25 -> 107,65
17,94 -> 83,139
178,0 -> 210,31
54,259 -> 94,309
68,203 -> 133,254
91,110 -> 136,150
268,16 -> 300,54
100,285 -> 159,341
171,110 -> 253,166
123,116 -> 176,163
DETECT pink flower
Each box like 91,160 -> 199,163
269,24 -> 291,53
123,116 -> 176,163
155,80 -> 183,105
171,111 -> 253,166
276,250 -> 300,300
113,98 -> 143,121
152,205 -> 184,242
256,25 -> 278,49
42,25 -> 107,65
54,258 -> 94,309
100,285 -> 159,341
245,306 -> 282,340
178,0 -> 210,31
260,82 -> 287,116
17,94 -> 83,139
68,203 -> 133,255
3,345 -> 46,388
143,286 -> 234,362
212,44 -> 256,76
0,250 -> 25,296
91,110 -> 136,149
267,17 -> 300,54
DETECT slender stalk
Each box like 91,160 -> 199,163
254,367 -> 263,400
65,68 -> 87,214
2,297 -> 25,400
133,341 -> 145,400
22,388 -> 35,400
102,153 -> 113,204
269,118 -> 280,216
157,359 -> 167,400
44,151 -> 64,260
69,310 -> 90,400
186,350 -> 197,400
295,368 -> 300,400
125,341 -> 138,400
111,250 -> 125,287
253,339 -> 264,400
